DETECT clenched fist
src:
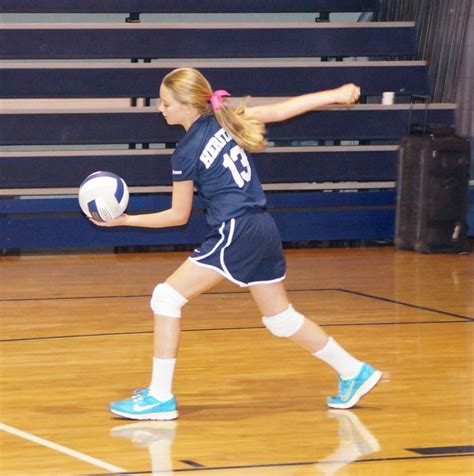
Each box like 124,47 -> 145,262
333,83 -> 361,105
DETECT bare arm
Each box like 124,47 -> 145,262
245,83 -> 361,124
90,180 -> 194,228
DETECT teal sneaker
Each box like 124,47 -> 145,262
110,391 -> 178,420
327,363 -> 382,409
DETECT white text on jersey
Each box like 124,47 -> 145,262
199,128 -> 232,169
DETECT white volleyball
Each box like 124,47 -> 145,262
78,171 -> 129,222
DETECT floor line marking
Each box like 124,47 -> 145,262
0,422 -> 126,473
3,287 -> 470,321
1,319 -> 470,343
0,288 -> 336,302
85,452 -> 474,475
338,288 -> 474,320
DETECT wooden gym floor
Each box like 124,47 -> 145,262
1,246 -> 473,475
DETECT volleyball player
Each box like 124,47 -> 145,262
91,68 -> 382,420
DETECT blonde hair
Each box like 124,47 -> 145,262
161,67 -> 267,152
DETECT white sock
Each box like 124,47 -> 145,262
313,337 -> 363,379
149,357 -> 176,401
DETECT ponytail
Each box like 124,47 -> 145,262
213,98 -> 267,152
162,68 -> 267,152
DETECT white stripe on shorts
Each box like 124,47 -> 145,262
188,259 -> 247,287
189,217 -> 285,288
189,218 -> 248,287
192,222 -> 226,261
219,218 -> 236,279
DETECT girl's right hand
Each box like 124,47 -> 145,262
89,213 -> 129,227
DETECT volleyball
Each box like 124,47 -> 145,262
78,171 -> 129,222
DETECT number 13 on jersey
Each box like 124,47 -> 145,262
223,145 -> 252,188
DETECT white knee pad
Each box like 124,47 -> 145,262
150,282 -> 188,318
262,304 -> 305,338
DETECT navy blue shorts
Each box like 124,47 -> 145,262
189,211 -> 286,287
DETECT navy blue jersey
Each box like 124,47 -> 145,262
171,115 -> 266,226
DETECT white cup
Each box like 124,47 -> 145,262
382,92 -> 395,105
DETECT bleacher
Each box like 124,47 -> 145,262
0,0 -> 469,251
0,1 -> 380,14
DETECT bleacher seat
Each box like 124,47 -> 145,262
0,104 -> 455,146
0,60 -> 429,98
1,22 -> 416,59
0,1 -> 380,14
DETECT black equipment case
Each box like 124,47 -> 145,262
395,99 -> 471,253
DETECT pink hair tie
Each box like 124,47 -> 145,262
209,89 -> 231,111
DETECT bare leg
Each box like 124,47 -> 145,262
249,280 -> 366,380
153,317 -> 181,359
108,260 -> 226,419
153,259 -> 225,359
249,281 -> 329,352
